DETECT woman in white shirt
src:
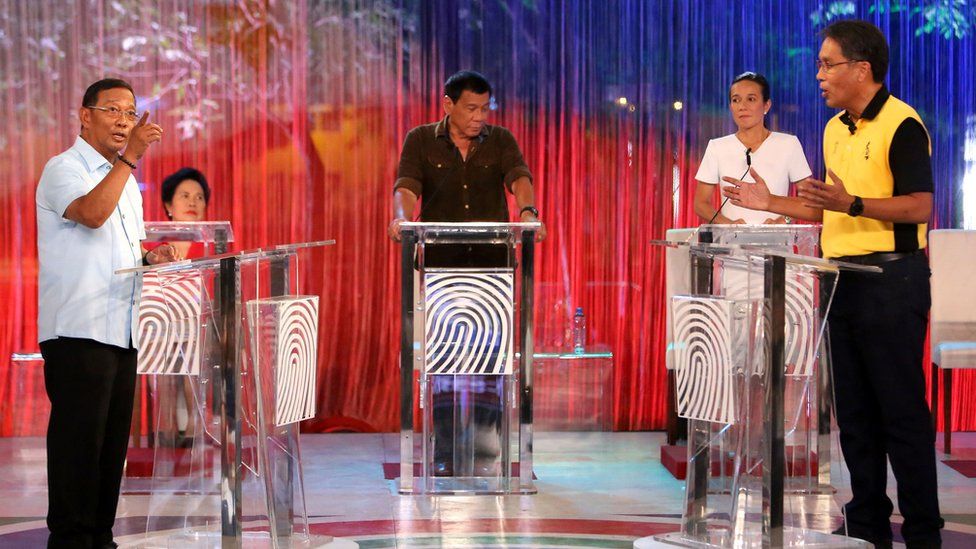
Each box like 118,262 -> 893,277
694,72 -> 812,224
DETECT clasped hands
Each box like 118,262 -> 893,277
145,243 -> 184,265
721,168 -> 855,214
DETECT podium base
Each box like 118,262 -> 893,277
635,529 -> 871,548
398,474 -> 538,495
128,531 -> 353,548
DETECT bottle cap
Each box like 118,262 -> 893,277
575,307 -> 583,315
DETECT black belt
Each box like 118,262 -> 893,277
833,249 -> 924,265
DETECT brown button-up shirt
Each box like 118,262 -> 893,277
394,116 -> 533,223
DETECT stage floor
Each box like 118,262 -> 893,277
0,432 -> 974,548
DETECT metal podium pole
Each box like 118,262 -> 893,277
399,231 -> 417,493
219,256 -> 243,547
763,254 -> 787,548
518,230 -> 536,493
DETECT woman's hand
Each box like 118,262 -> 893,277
722,167 -> 772,212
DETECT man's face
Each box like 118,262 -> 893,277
816,37 -> 867,110
443,90 -> 491,139
79,87 -> 137,158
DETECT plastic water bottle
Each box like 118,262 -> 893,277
573,307 -> 586,354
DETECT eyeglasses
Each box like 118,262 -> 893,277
84,105 -> 140,121
815,59 -> 863,73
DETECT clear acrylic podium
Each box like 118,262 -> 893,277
118,239 -> 333,548
144,220 -> 235,255
647,240 -> 879,548
665,225 -> 836,494
127,221 -> 235,466
398,222 -> 540,494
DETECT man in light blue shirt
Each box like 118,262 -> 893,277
36,78 -> 168,549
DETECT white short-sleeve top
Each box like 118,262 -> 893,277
695,131 -> 812,224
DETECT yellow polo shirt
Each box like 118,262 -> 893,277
821,89 -> 932,259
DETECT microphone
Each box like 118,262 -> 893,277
704,147 -> 751,226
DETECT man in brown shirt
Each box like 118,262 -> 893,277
388,71 -> 544,475
388,70 -> 545,245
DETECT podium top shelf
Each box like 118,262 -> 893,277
401,222 -> 541,241
114,239 -> 335,275
144,221 -> 234,243
652,239 -> 881,274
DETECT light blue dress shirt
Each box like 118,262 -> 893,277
36,136 -> 146,349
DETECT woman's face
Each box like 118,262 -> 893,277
729,80 -> 771,131
165,179 -> 207,222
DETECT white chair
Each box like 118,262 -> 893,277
929,229 -> 976,454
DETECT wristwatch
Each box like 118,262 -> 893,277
520,206 -> 539,219
847,196 -> 864,217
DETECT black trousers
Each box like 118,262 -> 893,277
41,337 -> 137,549
828,253 -> 943,545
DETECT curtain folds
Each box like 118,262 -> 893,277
1,0 -> 974,435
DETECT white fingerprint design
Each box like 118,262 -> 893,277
424,271 -> 514,375
719,266 -> 818,377
783,272 -> 817,377
273,297 -> 319,426
137,271 -> 202,375
672,296 -> 739,424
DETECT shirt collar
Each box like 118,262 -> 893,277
839,85 -> 890,135
435,116 -> 490,143
71,135 -> 114,174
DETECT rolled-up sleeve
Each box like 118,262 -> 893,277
497,128 -> 532,191
394,128 -> 424,196
36,157 -> 90,223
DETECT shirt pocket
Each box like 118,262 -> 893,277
471,158 -> 502,190
424,151 -> 456,186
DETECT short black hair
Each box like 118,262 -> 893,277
821,19 -> 889,83
161,167 -> 211,207
82,78 -> 136,107
730,71 -> 770,102
443,70 -> 492,102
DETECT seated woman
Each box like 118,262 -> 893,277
143,167 -> 212,259
693,72 -> 812,224
138,167 -> 212,448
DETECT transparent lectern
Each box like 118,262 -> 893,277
664,225 -> 832,494
648,240 -> 878,548
398,222 -> 539,495
144,220 -> 235,255
118,240 -> 333,548
127,221 -> 235,475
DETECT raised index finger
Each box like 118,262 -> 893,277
136,110 -> 150,127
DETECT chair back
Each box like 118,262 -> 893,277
929,229 -> 976,367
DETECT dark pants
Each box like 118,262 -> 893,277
41,337 -> 138,549
828,253 -> 942,545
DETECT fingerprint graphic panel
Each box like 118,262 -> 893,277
783,271 -> 817,377
672,296 -> 759,424
719,264 -> 819,377
247,296 -> 320,427
137,271 -> 203,375
424,271 -> 514,375
274,297 -> 319,426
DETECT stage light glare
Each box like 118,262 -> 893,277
672,101 -> 684,111
616,97 -> 628,106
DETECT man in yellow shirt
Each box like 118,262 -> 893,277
722,19 -> 942,549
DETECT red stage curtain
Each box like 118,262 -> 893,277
2,1 -> 975,436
